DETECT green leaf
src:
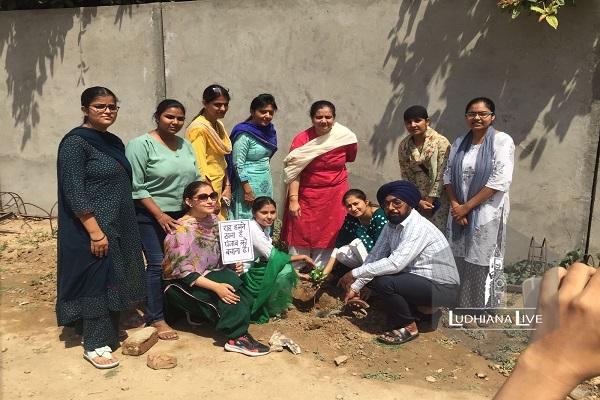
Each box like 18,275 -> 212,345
546,15 -> 559,29
511,7 -> 522,18
530,5 -> 546,14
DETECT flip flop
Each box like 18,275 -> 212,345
345,298 -> 370,316
377,328 -> 419,345
347,298 -> 370,310
83,346 -> 119,369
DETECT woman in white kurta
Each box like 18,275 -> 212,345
443,97 -> 514,315
241,197 -> 315,323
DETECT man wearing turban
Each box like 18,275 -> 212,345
339,180 -> 460,345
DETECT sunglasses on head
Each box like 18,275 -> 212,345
193,192 -> 218,202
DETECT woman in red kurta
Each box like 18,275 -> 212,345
281,100 -> 358,267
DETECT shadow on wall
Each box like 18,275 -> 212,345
370,0 -> 600,169
0,5 -> 135,151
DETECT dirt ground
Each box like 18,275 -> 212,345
0,218 -> 576,400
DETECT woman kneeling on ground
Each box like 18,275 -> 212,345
242,197 -> 316,323
321,189 -> 387,280
161,181 -> 270,356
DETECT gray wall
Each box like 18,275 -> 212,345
1,0 -> 599,264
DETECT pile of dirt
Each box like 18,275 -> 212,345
0,218 -> 531,396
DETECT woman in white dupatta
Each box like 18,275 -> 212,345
281,100 -> 358,267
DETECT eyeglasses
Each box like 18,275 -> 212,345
465,111 -> 494,119
193,192 -> 218,202
384,198 -> 405,208
89,104 -> 120,112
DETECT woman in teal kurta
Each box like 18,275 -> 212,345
228,94 -> 278,220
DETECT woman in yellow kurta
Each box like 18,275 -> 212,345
186,84 -> 232,219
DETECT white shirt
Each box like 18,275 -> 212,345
351,209 -> 459,292
242,220 -> 273,273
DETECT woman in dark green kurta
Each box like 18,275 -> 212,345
56,87 -> 145,369
321,189 -> 387,278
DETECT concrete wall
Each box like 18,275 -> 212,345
1,0 -> 599,263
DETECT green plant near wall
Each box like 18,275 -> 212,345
497,0 -> 576,29
505,248 -> 599,285
0,0 -> 183,11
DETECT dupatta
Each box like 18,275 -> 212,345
283,122 -> 357,184
187,115 -> 232,155
450,126 -> 496,241
242,248 -> 295,324
225,121 -> 278,182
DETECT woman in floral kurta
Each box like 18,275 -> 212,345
161,181 -> 270,356
398,106 -> 450,231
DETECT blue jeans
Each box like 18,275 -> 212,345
136,207 -> 184,324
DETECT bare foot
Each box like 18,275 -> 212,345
151,320 -> 179,340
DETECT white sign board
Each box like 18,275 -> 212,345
218,219 -> 254,264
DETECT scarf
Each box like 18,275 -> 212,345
283,122 -> 358,184
225,121 -> 278,182
61,126 -> 132,181
406,127 -> 441,183
187,115 -> 232,156
162,214 -> 222,281
450,126 -> 496,241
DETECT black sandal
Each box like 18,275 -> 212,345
377,328 -> 419,345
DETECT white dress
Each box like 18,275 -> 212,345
443,131 -> 515,266
242,220 -> 274,273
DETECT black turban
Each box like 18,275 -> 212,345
376,180 -> 421,209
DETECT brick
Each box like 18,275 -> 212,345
121,327 -> 158,356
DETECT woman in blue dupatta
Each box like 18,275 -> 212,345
241,197 -> 315,323
227,94 -> 278,220
443,97 -> 514,320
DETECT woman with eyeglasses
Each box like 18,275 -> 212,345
443,97 -> 515,320
398,105 -> 451,232
186,84 -> 232,220
56,86 -> 145,369
125,99 -> 200,341
161,181 -> 270,356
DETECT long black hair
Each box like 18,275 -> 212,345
153,99 -> 185,124
309,100 -> 336,118
81,86 -> 117,123
465,97 -> 495,114
245,93 -> 278,122
182,181 -> 214,212
190,84 -> 230,122
251,196 -> 277,215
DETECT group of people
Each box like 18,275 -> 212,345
56,84 -> 515,370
